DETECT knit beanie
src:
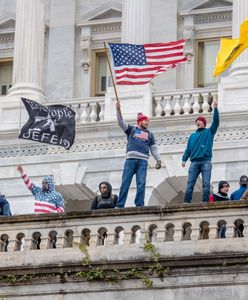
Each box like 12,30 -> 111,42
195,116 -> 207,127
137,112 -> 148,123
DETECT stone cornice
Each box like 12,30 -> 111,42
181,5 -> 232,16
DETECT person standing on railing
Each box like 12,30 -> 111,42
16,164 -> 65,214
182,99 -> 219,203
91,182 -> 118,209
0,194 -> 11,216
115,102 -> 161,208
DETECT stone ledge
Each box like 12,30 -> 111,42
0,201 -> 247,224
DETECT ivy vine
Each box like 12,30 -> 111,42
74,240 -> 168,287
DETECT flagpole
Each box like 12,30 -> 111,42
18,98 -> 22,163
104,41 -> 120,103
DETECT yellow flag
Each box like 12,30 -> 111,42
214,19 -> 248,77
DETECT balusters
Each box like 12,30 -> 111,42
182,94 -> 191,115
201,93 -> 209,113
164,96 -> 172,116
154,96 -> 163,117
71,104 -> 80,123
99,102 -> 104,121
80,103 -> 88,123
192,93 -> 200,113
89,102 -> 97,122
173,95 -> 181,116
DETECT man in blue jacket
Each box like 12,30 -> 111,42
182,100 -> 219,203
0,194 -> 11,216
230,175 -> 248,200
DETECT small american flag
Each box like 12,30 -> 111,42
133,128 -> 149,141
109,40 -> 187,85
34,201 -> 65,214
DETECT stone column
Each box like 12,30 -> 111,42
218,0 -> 248,112
105,0 -> 152,121
8,0 -> 45,99
229,0 -> 248,77
121,0 -> 151,44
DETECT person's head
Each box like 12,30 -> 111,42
137,113 -> 149,129
218,181 -> 230,195
195,116 -> 207,129
239,175 -> 248,187
99,181 -> 112,198
42,176 -> 55,192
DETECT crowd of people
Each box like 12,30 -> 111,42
0,100 -> 247,219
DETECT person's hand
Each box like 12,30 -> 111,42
213,99 -> 218,108
181,162 -> 186,167
155,160 -> 161,169
16,164 -> 24,173
116,101 -> 121,111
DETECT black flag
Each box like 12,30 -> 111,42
19,98 -> 76,150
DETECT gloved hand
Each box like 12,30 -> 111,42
155,160 -> 161,169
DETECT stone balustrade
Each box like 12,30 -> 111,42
153,87 -> 218,117
49,97 -> 105,123
46,87 -> 218,126
0,201 -> 247,256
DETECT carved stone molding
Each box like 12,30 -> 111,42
0,127 -> 248,158
194,12 -> 232,24
80,37 -> 91,71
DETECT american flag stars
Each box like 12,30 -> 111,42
110,44 -> 146,66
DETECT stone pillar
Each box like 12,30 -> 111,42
218,0 -> 248,112
45,0 -> 76,100
121,0 -> 151,44
105,0 -> 152,122
229,0 -> 248,77
8,0 -> 45,99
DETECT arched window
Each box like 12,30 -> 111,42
165,223 -> 175,241
200,221 -> 209,240
182,223 -> 192,240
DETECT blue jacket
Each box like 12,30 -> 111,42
0,195 -> 11,216
230,186 -> 247,200
182,108 -> 219,162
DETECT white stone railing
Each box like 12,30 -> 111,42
153,87 -> 218,117
49,87 -> 218,125
50,97 -> 105,123
0,202 -> 247,255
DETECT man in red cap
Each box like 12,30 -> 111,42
115,101 -> 161,208
182,100 -> 219,203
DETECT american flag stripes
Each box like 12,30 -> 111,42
109,40 -> 187,85
34,201 -> 65,214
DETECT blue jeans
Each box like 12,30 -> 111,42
184,160 -> 212,203
117,159 -> 148,208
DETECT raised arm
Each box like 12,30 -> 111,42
210,100 -> 219,135
16,164 -> 34,190
116,102 -> 128,132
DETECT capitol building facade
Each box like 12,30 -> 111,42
1,0 -> 248,299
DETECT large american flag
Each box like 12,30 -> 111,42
109,40 -> 187,85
